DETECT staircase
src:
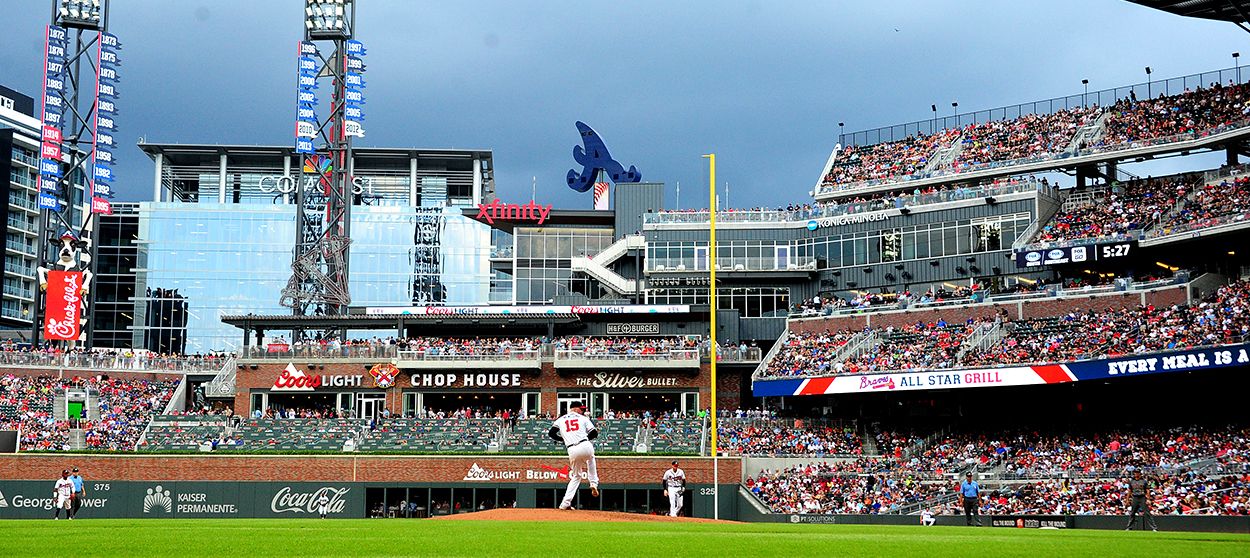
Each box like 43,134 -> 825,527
68,429 -> 87,451
569,234 -> 646,295
923,133 -> 964,173
203,356 -> 238,398
956,322 -> 1006,362
750,330 -> 789,381
54,392 -> 67,420
85,390 -> 99,421
1066,111 -> 1110,154
830,330 -> 879,365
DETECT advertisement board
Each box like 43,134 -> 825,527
0,481 -> 361,519
753,343 -> 1250,397
1013,240 -> 1135,268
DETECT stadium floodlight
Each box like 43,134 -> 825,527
838,122 -> 845,145
1082,79 -> 1089,106
305,0 -> 354,39
1235,53 -> 1241,83
1145,67 -> 1153,98
55,0 -> 103,30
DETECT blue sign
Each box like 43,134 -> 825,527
97,116 -> 116,131
39,159 -> 61,177
101,32 -> 121,51
296,138 -> 315,154
344,74 -> 364,88
566,121 -> 642,193
1065,343 -> 1250,381
38,192 -> 60,209
97,132 -> 114,147
93,165 -> 114,182
39,177 -> 59,192
94,183 -> 113,197
346,40 -> 366,56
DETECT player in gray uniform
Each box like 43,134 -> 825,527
1124,470 -> 1158,531
662,460 -> 686,517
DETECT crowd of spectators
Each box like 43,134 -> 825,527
818,81 -> 1250,192
744,425 -> 1249,516
961,280 -> 1250,367
768,279 -> 1250,378
1103,81 -> 1250,146
0,374 -> 178,451
718,418 -> 863,456
1033,174 -> 1199,245
1151,175 -> 1250,236
747,462 -> 948,514
951,106 -> 1101,169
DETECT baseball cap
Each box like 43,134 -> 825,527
62,470 -> 69,475
72,467 -> 79,472
570,401 -> 585,410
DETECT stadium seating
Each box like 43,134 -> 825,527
358,418 -> 502,452
141,415 -> 230,451
718,418 -> 863,456
649,418 -> 705,454
226,418 -> 364,451
818,82 -> 1250,193
0,374 -> 178,451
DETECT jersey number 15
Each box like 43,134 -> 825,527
564,419 -> 580,432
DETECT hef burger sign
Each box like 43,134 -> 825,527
271,363 -> 363,391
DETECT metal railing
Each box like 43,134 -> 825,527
240,344 -> 399,360
647,180 -> 1042,226
396,349 -> 540,362
553,348 -> 699,362
650,256 -> 817,273
0,351 -> 227,373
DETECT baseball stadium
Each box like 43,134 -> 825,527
1,0 -> 1249,556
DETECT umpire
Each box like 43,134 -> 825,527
959,472 -> 982,526
1124,470 -> 1158,531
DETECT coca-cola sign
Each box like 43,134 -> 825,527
43,270 -> 83,341
270,486 -> 351,515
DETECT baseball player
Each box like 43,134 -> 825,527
548,402 -> 599,510
52,470 -> 74,520
921,508 -> 936,526
1124,470 -> 1158,531
317,492 -> 330,519
662,460 -> 686,517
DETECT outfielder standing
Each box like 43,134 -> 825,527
317,492 -> 330,519
548,402 -> 599,510
1124,470 -> 1158,531
52,470 -> 74,520
662,460 -> 686,517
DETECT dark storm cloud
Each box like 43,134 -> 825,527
0,1 -> 1244,208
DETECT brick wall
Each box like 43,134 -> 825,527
234,362 -> 721,416
0,454 -> 741,485
788,285 -> 1188,333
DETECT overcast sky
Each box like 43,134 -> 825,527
1,1 -> 1245,209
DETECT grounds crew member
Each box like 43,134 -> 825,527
662,460 -> 687,517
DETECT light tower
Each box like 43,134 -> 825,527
32,0 -> 118,347
280,0 -> 367,332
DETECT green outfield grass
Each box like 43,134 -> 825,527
0,519 -> 1245,557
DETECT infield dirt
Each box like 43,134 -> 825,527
432,508 -> 738,523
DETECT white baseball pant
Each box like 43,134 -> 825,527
668,488 -> 683,516
560,441 -> 598,509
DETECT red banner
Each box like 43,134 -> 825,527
44,270 -> 83,341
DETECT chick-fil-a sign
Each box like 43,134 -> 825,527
44,270 -> 83,341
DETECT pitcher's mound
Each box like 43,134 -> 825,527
432,508 -> 735,523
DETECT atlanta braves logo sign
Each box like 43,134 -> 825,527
368,363 -> 399,389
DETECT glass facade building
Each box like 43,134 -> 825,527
127,144 -> 496,353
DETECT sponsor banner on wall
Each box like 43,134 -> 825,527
365,304 -> 690,316
410,372 -> 526,389
271,363 -> 364,392
43,270 -> 83,341
990,515 -> 1071,529
754,343 -> 1250,397
0,481 -> 359,519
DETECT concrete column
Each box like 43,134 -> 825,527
152,152 -> 163,202
409,156 -> 419,207
472,157 -> 483,204
217,153 -> 227,204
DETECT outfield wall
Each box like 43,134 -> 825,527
735,494 -> 1250,533
0,455 -> 741,520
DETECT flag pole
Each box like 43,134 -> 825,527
703,153 -> 718,520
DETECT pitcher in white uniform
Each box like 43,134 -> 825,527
548,402 -> 600,509
662,460 -> 686,516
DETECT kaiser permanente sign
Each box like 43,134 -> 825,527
754,343 -> 1250,397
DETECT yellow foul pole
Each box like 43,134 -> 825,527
703,153 -> 718,519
